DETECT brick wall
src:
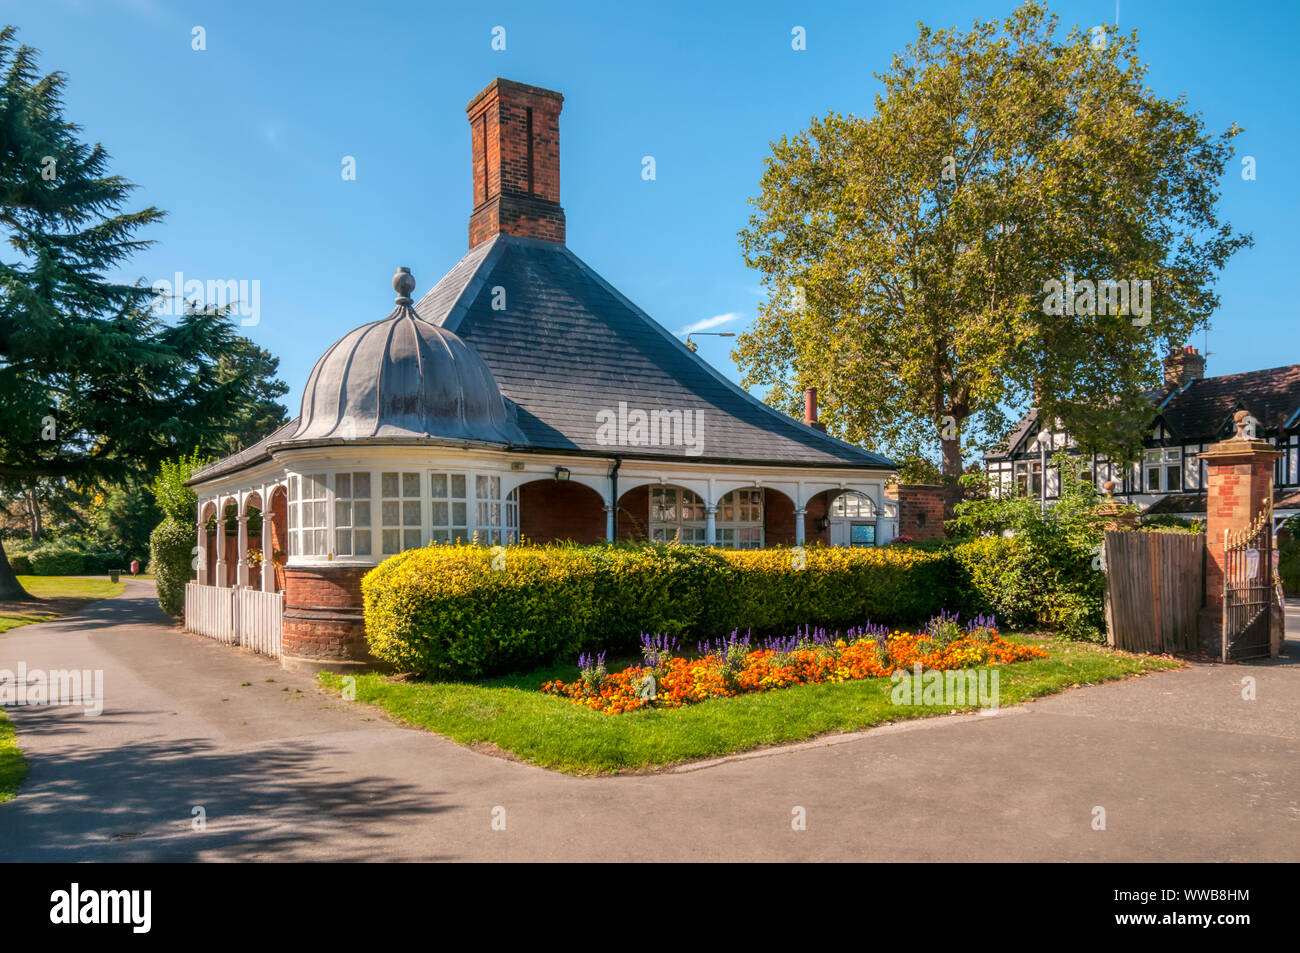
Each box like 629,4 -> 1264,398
896,484 -> 947,541
617,485 -> 650,541
519,479 -> 605,543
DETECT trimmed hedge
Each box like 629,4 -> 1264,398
363,543 -> 960,679
149,517 -> 193,617
7,543 -> 128,576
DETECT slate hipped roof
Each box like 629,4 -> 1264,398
411,233 -> 892,468
188,77 -> 895,487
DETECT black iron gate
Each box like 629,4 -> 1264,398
1221,500 -> 1274,661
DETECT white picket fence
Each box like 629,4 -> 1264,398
184,582 -> 283,659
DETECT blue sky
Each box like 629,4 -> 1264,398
6,0 -> 1297,452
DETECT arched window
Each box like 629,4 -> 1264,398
829,491 -> 878,519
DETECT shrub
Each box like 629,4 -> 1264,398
150,517 -> 194,617
362,543 -> 959,679
9,554 -> 32,575
949,453 -> 1111,641
29,546 -> 85,576
1137,514 -> 1204,533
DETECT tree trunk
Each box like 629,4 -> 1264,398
0,537 -> 32,601
26,487 -> 42,543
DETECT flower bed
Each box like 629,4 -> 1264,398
541,613 -> 1047,714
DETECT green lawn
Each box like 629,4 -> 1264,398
0,709 -> 25,802
0,575 -> 126,633
318,637 -> 1182,774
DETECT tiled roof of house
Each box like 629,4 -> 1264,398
411,234 -> 894,469
1157,364 -> 1300,442
189,235 -> 894,485
986,364 -> 1300,460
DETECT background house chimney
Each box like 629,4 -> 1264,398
804,387 -> 826,431
467,78 -> 565,248
1164,345 -> 1206,388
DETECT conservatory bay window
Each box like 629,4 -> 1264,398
429,473 -> 469,543
288,473 -> 327,557
381,471 -> 422,555
333,471 -> 372,557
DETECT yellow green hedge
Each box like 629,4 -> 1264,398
362,543 -> 959,679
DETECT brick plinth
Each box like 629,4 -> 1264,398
1198,423 -> 1281,657
281,566 -> 383,673
896,484 -> 947,541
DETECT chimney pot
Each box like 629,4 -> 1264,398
1164,345 -> 1206,388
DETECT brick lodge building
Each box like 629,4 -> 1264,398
983,347 -> 1300,528
186,78 -> 900,672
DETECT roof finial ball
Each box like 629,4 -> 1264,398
393,266 -> 416,306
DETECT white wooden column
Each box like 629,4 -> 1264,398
794,508 -> 807,545
261,487 -> 277,592
705,505 -> 717,546
604,503 -> 615,542
215,518 -> 228,588
196,517 -> 208,585
235,514 -> 250,587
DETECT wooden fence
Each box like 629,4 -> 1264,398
184,582 -> 283,659
1104,530 -> 1205,654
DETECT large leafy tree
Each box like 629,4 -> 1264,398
0,27 -> 285,598
737,2 -> 1250,480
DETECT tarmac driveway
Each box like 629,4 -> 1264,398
1,580 -> 1297,861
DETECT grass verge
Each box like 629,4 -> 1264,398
0,708 -> 27,802
0,575 -> 126,633
318,636 -> 1182,774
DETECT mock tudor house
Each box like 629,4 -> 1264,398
983,347 -> 1300,527
186,78 -> 898,672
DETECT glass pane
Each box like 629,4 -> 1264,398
353,472 -> 370,498
403,529 -> 420,550
403,501 -> 420,526
335,472 -> 351,498
430,502 -> 449,524
452,502 -> 467,525
451,474 -> 466,498
288,475 -> 299,502
314,529 -> 326,553
382,529 -> 400,554
335,530 -> 351,556
381,472 -> 399,498
354,530 -> 371,556
382,501 -> 400,526
288,532 -> 297,556
288,503 -> 298,529
354,502 -> 370,527
309,474 -> 327,498
314,501 -> 328,527
476,475 -> 490,499
335,500 -> 350,527
490,476 -> 500,497
430,473 -> 448,498
430,529 -> 450,544
403,472 -> 420,498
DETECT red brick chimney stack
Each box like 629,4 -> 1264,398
804,387 -> 826,431
467,78 -> 565,248
1164,345 -> 1206,388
